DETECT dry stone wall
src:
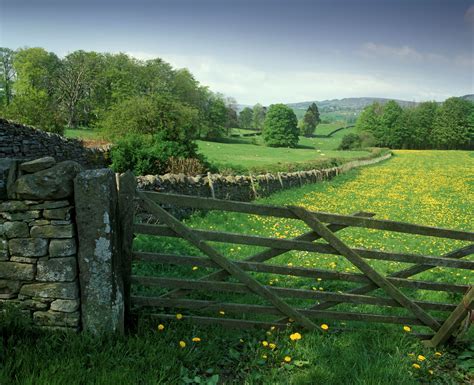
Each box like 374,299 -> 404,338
0,157 -> 82,331
0,118 -> 109,169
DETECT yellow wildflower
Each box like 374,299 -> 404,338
219,310 -> 225,316
412,363 -> 420,369
262,354 -> 267,359
417,355 -> 426,362
262,341 -> 269,347
434,352 -> 442,358
284,356 -> 292,363
290,332 -> 302,341
320,324 -> 329,330
192,337 -> 201,342
428,370 -> 434,375
157,324 -> 165,331
403,325 -> 411,332
192,266 -> 198,271
269,343 -> 276,350
179,341 -> 186,348
176,313 -> 183,320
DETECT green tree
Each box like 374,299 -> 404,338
301,102 -> 321,136
355,102 -> 383,144
56,50 -> 104,127
262,104 -> 299,147
411,101 -> 438,149
380,100 -> 404,147
0,48 -> 15,106
6,47 -> 62,133
101,94 -> 199,141
239,107 -> 253,128
431,97 -> 474,149
252,103 -> 266,130
199,92 -> 228,139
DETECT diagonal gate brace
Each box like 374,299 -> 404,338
138,192 -> 319,330
288,205 -> 441,332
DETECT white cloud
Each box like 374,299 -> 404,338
126,51 -> 468,105
465,5 -> 474,24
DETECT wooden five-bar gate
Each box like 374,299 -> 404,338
118,174 -> 473,347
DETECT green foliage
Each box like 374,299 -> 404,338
252,103 -> 266,130
355,98 -> 473,149
301,102 -> 321,137
338,133 -> 361,150
101,94 -> 199,141
262,104 -> 299,147
110,132 -> 205,175
199,93 -> 228,139
431,97 -> 474,149
0,47 -> 15,107
239,107 -> 253,128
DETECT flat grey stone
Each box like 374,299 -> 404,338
0,261 -> 35,280
11,161 -> 84,200
49,238 -> 76,257
33,310 -> 80,327
43,207 -> 71,220
19,282 -> 79,299
50,299 -> 80,312
3,221 -> 29,238
30,224 -> 74,239
37,257 -> 77,282
0,201 -> 29,212
20,157 -> 56,173
9,238 -> 48,257
2,210 -> 40,221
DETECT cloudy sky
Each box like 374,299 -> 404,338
1,0 -> 473,104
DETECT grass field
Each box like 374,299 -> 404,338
198,125 -> 367,173
3,151 -> 472,385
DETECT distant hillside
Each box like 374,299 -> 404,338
287,97 -> 418,113
460,94 -> 474,102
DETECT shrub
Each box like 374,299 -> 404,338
338,133 -> 362,150
110,132 -> 207,175
358,131 -> 377,147
262,104 -> 299,147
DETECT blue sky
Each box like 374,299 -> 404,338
1,0 -> 473,104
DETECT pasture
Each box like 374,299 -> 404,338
197,125 -> 367,173
3,150 -> 471,385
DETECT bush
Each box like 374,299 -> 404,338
358,131 -> 377,147
262,104 -> 299,147
338,133 -> 362,150
100,95 -> 199,141
110,132 -> 207,175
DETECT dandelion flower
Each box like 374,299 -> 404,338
270,326 -> 276,331
417,355 -> 426,362
434,352 -> 442,358
192,337 -> 201,342
176,313 -> 183,320
192,266 -> 198,271
403,325 -> 411,332
219,310 -> 225,316
290,332 -> 302,341
320,324 -> 329,331
284,356 -> 292,363
262,341 -> 269,347
412,363 -> 420,369
262,354 -> 267,359
157,324 -> 165,331
428,370 -> 434,375
179,341 -> 186,348
269,343 -> 276,350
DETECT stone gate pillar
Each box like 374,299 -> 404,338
74,169 -> 124,334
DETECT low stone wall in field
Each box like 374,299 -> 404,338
137,152 -> 392,201
0,118 -> 109,169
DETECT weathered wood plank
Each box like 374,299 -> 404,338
134,224 -> 474,270
133,296 -> 443,326
422,287 -> 474,347
142,192 -> 474,241
274,244 -> 474,324
137,191 -> 319,330
133,251 -> 468,294
131,276 -> 456,312
118,171 -> 137,328
288,206 -> 441,331
158,211 -> 375,299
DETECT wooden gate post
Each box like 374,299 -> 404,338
118,171 -> 136,329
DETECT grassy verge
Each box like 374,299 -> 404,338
4,152 -> 471,385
